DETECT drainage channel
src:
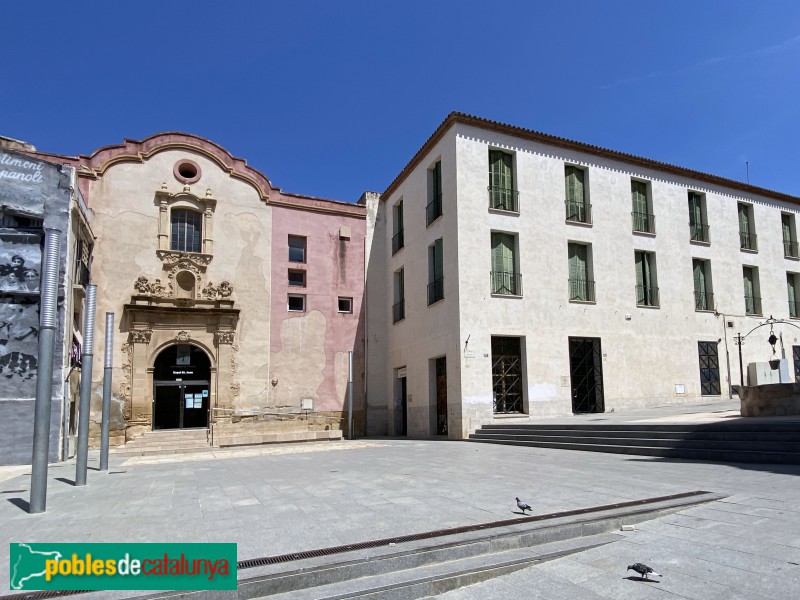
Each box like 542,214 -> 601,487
2,490 -> 712,600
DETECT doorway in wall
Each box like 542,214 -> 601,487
152,344 -> 211,429
492,336 -> 523,413
698,341 -> 721,395
569,337 -> 604,413
394,369 -> 408,436
793,346 -> 800,382
434,356 -> 447,435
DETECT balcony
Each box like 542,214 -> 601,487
784,240 -> 799,259
694,290 -> 714,311
427,277 -> 444,305
790,300 -> 800,319
391,229 -> 404,255
565,201 -> 591,224
490,271 -> 522,296
636,285 -> 659,307
690,223 -> 710,243
426,195 -> 443,226
392,299 -> 405,323
74,262 -> 91,287
568,278 -> 595,302
488,186 -> 519,213
744,295 -> 762,316
740,230 -> 758,251
632,211 -> 655,234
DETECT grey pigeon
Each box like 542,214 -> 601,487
627,563 -> 662,580
515,497 -> 532,514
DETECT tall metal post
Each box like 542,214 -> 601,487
736,333 -> 745,392
99,312 -> 114,471
29,229 -> 62,514
75,284 -> 97,486
347,351 -> 353,440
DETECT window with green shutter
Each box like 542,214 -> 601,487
688,192 -> 708,242
788,273 -> 798,318
783,214 -> 798,258
428,238 -> 444,305
393,268 -> 405,322
693,259 -> 712,310
743,266 -> 760,315
426,163 -> 443,225
738,203 -> 756,250
491,232 -> 519,295
568,243 -> 592,301
489,151 -> 516,211
565,166 -> 588,223
635,251 -> 658,306
631,180 -> 653,233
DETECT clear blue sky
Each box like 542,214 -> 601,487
3,1 -> 799,202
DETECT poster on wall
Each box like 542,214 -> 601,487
0,236 -> 42,293
0,297 -> 39,397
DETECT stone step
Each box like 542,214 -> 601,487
477,427 -> 800,442
481,421 -> 800,432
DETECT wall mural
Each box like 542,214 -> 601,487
0,297 -> 39,395
0,240 -> 41,293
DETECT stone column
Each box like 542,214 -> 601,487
128,328 -> 153,434
203,207 -> 214,255
157,200 -> 169,250
214,330 -> 237,412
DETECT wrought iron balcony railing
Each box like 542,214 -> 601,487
636,285 -> 659,307
490,271 -> 522,296
427,277 -> 444,305
740,230 -> 758,251
632,211 -> 655,234
694,290 -> 714,311
790,299 -> 800,319
488,186 -> 519,212
391,229 -> 404,255
690,223 -> 710,243
784,240 -> 799,258
392,299 -> 405,323
569,278 -> 595,302
426,195 -> 443,226
744,295 -> 762,316
565,201 -> 592,224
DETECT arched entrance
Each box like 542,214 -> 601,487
152,344 -> 211,430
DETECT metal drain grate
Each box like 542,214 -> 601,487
237,490 -> 711,569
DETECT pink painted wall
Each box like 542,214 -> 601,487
270,195 -> 366,413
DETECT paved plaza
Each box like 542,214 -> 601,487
1,400 -> 799,598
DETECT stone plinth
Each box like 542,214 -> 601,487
740,383 -> 800,417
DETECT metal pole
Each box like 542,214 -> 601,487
99,312 -> 114,471
75,284 -> 97,486
737,333 -> 745,393
29,229 -> 62,514
347,351 -> 353,440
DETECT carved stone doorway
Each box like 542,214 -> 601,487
152,344 -> 211,429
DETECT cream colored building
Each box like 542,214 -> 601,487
367,113 -> 800,439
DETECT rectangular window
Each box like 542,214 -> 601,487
568,242 -> 594,301
392,200 -> 404,254
631,180 -> 654,233
393,268 -> 405,323
635,251 -> 658,307
288,235 -> 306,263
287,294 -> 305,312
288,269 -> 306,287
742,266 -> 761,316
171,209 -> 202,253
565,166 -> 590,224
738,203 -> 757,251
490,232 -> 521,295
488,150 -> 517,212
428,238 -> 444,305
688,191 -> 709,243
789,273 -> 799,318
783,213 -> 798,258
426,161 -> 443,226
338,297 -> 353,313
693,258 -> 713,311
698,341 -> 721,395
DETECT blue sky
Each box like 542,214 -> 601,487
2,1 -> 799,201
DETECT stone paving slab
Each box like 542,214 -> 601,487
1,434 -> 800,597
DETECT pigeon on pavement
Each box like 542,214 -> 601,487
627,563 -> 662,580
515,497 -> 532,514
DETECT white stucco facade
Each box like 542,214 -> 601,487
368,114 -> 800,439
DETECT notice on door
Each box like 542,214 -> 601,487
193,393 -> 203,408
185,394 -> 193,408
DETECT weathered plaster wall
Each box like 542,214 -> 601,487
269,200 -> 366,426
0,150 -> 71,464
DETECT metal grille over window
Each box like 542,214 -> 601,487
170,209 -> 202,253
698,341 -> 721,395
492,337 -> 522,413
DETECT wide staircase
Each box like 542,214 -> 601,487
111,428 -> 212,457
469,421 -> 800,464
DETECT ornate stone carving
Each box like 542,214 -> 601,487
230,344 -> 239,375
230,382 -> 240,397
215,330 -> 235,345
119,343 -> 132,420
176,330 -> 191,342
133,276 -> 168,297
156,250 -> 213,270
129,329 -> 152,344
202,280 -> 234,300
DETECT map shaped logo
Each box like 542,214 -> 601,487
10,543 -> 62,590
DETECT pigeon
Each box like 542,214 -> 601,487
627,563 -> 662,580
515,497 -> 532,514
